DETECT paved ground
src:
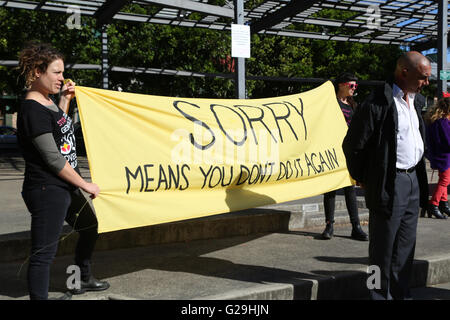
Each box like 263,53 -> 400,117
0,220 -> 449,301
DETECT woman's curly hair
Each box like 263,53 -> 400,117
18,41 -> 64,88
424,97 -> 450,125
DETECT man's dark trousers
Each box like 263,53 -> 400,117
368,170 -> 420,300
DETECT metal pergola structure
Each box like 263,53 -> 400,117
0,0 -> 449,97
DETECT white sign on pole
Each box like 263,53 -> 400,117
231,24 -> 250,58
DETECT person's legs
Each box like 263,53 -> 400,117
343,186 -> 359,225
344,186 -> 368,241
368,210 -> 401,300
436,168 -> 450,216
23,185 -> 71,300
390,171 -> 420,300
322,191 -> 336,239
65,189 -> 109,294
323,190 -> 336,223
428,168 -> 450,219
430,168 -> 450,205
65,189 -> 98,281
368,172 -> 411,300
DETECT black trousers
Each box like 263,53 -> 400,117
22,184 -> 99,300
323,186 -> 360,226
368,171 -> 419,300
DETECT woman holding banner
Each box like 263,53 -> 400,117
321,73 -> 368,241
17,42 -> 109,300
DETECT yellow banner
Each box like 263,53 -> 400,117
75,81 -> 352,233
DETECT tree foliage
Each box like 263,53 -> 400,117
0,5 -> 420,104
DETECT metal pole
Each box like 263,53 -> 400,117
101,25 -> 109,89
437,0 -> 448,98
234,0 -> 246,99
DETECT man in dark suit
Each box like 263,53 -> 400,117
342,51 -> 431,300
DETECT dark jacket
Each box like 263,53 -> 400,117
342,82 -> 429,215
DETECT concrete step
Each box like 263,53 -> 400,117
0,197 -> 368,263
1,219 -> 449,301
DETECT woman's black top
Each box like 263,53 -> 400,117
17,99 -> 79,190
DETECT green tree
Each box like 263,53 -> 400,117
0,8 -> 102,95
0,5 -> 413,102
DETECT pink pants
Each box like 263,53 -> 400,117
430,167 -> 450,206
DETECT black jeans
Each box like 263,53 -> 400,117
22,184 -> 99,300
323,186 -> 360,226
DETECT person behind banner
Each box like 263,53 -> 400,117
17,41 -> 109,300
321,72 -> 368,241
422,97 -> 450,219
342,51 -> 431,300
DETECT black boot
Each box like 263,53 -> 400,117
438,201 -> 450,217
420,208 -> 426,218
351,224 -> 369,241
321,221 -> 334,240
426,204 -> 448,219
71,276 -> 110,295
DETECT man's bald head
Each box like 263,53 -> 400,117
395,51 -> 431,94
396,51 -> 431,73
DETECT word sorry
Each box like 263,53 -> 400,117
173,98 -> 307,150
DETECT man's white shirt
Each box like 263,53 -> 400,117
393,83 -> 424,170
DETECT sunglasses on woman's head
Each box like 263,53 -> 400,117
343,82 -> 358,89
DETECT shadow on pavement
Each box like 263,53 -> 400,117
0,231 -> 325,299
314,255 -> 368,265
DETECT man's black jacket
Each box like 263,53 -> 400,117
342,82 -> 429,215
